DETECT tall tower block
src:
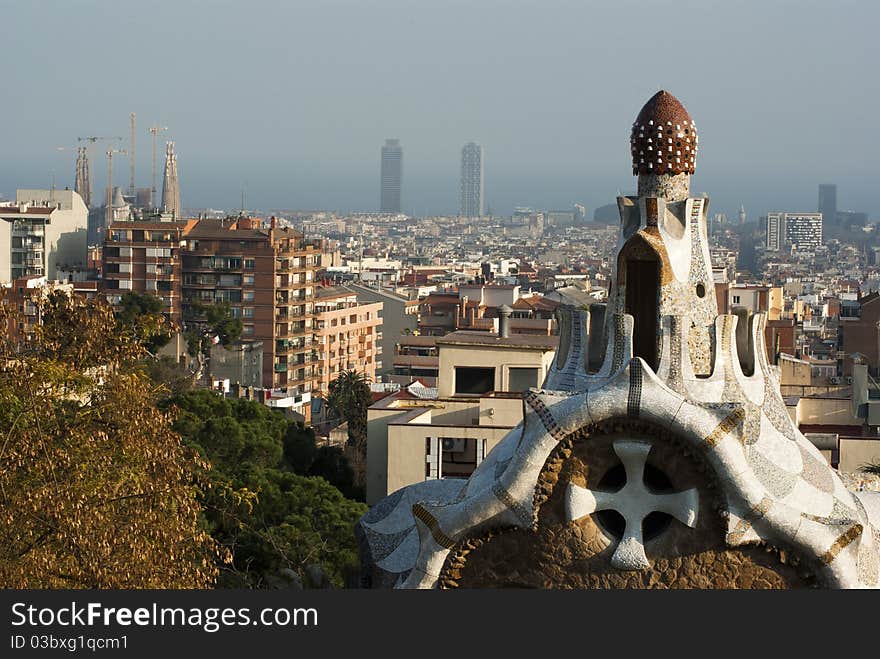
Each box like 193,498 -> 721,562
460,142 -> 484,218
380,139 -> 402,213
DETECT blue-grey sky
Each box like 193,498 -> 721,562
2,0 -> 877,220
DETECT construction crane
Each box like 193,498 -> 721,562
77,136 -> 122,208
106,147 -> 128,229
129,112 -> 136,198
149,124 -> 169,210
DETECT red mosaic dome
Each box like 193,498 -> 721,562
631,90 -> 697,176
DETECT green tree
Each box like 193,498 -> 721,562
308,446 -> 359,500
0,291 -> 220,588
165,389 -> 366,587
205,302 -> 244,346
184,302 -> 243,357
221,468 -> 366,588
141,355 -> 194,397
283,423 -> 318,474
115,291 -> 172,354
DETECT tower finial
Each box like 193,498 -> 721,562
631,90 -> 697,201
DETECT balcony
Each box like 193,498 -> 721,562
14,226 -> 44,236
274,363 -> 288,373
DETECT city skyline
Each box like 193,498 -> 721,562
1,1 -> 878,220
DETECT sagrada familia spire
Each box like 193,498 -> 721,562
74,146 -> 90,208
356,91 -> 880,589
161,141 -> 181,219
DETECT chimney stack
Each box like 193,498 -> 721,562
498,304 -> 512,339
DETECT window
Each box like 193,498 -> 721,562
242,325 -> 255,337
243,307 -> 254,318
454,367 -> 495,395
732,295 -> 741,304
243,274 -> 254,286
216,290 -> 242,303
244,259 -> 255,269
219,274 -> 242,287
243,290 -> 255,302
508,367 -> 540,392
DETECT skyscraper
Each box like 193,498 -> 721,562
459,141 -> 484,217
161,141 -> 181,219
818,183 -> 837,229
380,139 -> 402,213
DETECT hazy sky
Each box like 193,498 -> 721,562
2,0 -> 877,220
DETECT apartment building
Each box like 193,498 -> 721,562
366,313 -> 557,504
0,189 -> 88,284
101,215 -> 396,421
2,276 -> 71,343
313,287 -> 383,397
764,212 -> 823,252
102,218 -> 195,324
2,275 -> 100,344
180,218 -> 321,409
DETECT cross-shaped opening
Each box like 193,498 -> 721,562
566,438 -> 699,570
595,462 -> 674,542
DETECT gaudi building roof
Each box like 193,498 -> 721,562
356,91 -> 880,589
